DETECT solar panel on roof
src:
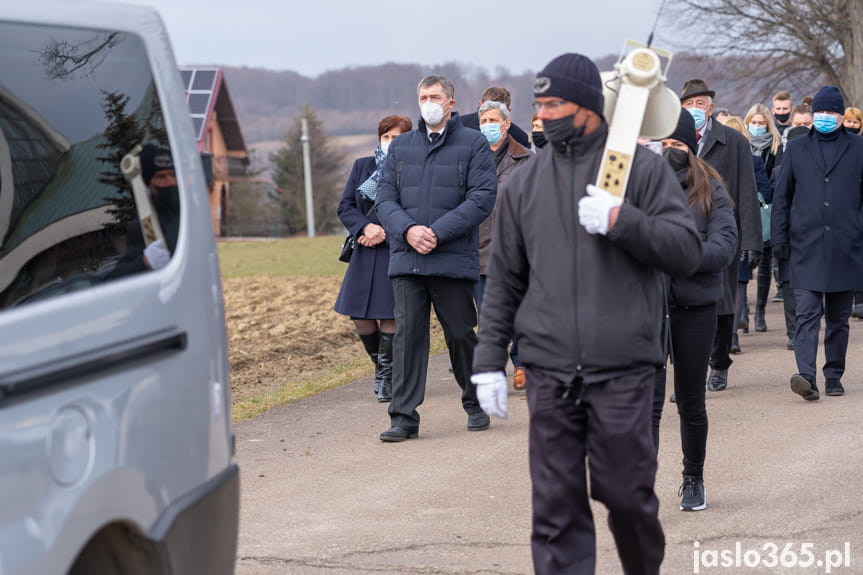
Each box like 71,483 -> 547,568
192,117 -> 204,139
192,70 -> 217,91
188,93 -> 211,115
180,70 -> 192,90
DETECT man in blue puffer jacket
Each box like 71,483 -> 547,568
375,74 -> 497,442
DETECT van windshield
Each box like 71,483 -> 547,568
0,23 -> 179,309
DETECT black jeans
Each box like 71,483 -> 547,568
652,304 -> 714,477
389,276 -> 479,428
709,313 -> 734,370
527,367 -> 664,575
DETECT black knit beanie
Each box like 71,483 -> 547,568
812,86 -> 844,115
140,143 -> 174,186
534,53 -> 604,117
668,107 -> 697,154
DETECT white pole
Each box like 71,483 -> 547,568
301,117 -> 315,237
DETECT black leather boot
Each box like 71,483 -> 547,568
358,332 -> 381,395
754,306 -> 767,332
376,332 -> 393,403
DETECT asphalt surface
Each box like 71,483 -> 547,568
234,291 -> 863,574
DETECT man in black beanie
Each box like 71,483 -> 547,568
773,85 -> 863,401
472,53 -> 703,574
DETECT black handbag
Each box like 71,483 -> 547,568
338,234 -> 355,263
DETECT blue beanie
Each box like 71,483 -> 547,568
534,53 -> 604,117
812,86 -> 844,115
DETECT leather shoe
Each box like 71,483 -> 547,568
379,426 -> 419,442
786,338 -> 794,350
825,378 -> 845,396
707,368 -> 728,391
790,373 -> 819,401
467,412 -> 490,431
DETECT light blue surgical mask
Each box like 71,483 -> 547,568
480,122 -> 503,144
813,113 -> 839,134
688,107 -> 707,130
748,124 -> 767,137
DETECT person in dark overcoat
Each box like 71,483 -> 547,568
334,115 -> 412,403
680,79 -> 763,392
772,85 -> 863,400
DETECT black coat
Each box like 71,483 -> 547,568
699,118 -> 763,313
771,128 -> 863,293
334,156 -> 395,319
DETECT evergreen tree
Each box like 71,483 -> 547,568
97,90 -> 143,229
271,105 -> 347,235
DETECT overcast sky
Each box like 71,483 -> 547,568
112,0 -> 678,77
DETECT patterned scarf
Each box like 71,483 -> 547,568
358,144 -> 386,202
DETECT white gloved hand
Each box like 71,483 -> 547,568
578,184 -> 622,235
471,371 -> 508,419
144,239 -> 171,270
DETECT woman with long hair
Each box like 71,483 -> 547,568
652,109 -> 738,512
335,115 -> 412,402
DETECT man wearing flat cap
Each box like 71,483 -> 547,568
472,53 -> 703,574
772,85 -> 863,401
680,78 -> 762,393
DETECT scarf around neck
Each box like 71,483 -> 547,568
749,132 -> 774,154
358,144 -> 386,202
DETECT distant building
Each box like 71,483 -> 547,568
179,67 -> 249,236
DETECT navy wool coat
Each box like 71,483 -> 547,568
334,156 -> 395,319
772,128 -> 863,293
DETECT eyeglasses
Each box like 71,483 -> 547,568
532,100 -> 568,113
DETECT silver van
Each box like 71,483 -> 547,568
0,2 -> 239,574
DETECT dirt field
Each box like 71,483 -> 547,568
223,275 -> 363,404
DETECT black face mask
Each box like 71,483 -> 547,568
532,130 -> 548,149
774,112 -> 791,125
152,185 -> 180,214
662,147 -> 690,172
543,114 -> 586,148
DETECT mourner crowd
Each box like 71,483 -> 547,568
332,51 -> 863,575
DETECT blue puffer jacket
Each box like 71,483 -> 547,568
375,113 -> 497,281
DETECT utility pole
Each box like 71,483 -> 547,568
301,116 -> 315,237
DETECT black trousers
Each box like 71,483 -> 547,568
756,243 -> 772,310
709,313 -> 734,370
388,276 -> 479,428
793,289 -> 853,380
527,367 -> 664,575
652,304 -> 714,477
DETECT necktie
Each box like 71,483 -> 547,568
430,132 -> 440,144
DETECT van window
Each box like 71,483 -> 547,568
0,23 -> 180,309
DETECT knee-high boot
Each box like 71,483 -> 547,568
377,332 -> 393,403
358,332 -> 381,395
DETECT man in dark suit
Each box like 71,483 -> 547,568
772,85 -> 863,400
680,79 -> 762,392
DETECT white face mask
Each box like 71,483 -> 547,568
421,101 -> 445,126
380,141 -> 390,155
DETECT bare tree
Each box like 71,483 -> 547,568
37,33 -> 122,80
666,0 -> 863,105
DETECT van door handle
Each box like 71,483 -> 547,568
0,328 -> 187,404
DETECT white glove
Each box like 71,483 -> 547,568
578,184 -> 622,235
471,371 -> 508,419
144,239 -> 171,270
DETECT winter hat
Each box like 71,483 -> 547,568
668,107 -> 698,154
811,86 -> 844,115
534,53 -> 604,116
140,143 -> 174,186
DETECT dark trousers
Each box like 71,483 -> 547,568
527,367 -> 664,575
756,243 -> 772,310
793,289 -> 854,380
389,276 -> 479,428
651,304 -> 714,477
778,260 -> 797,340
475,274 -> 520,366
709,313 -> 734,370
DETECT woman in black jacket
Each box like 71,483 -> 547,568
651,109 -> 738,512
334,115 -> 411,402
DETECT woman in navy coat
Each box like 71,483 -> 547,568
335,115 -> 412,402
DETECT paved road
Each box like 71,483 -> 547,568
234,294 -> 863,574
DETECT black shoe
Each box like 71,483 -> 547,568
754,308 -> 767,332
379,426 -> 419,442
467,412 -> 490,431
669,393 -> 676,403
707,368 -> 728,391
787,338 -> 795,351
825,378 -> 845,396
790,373 -> 819,401
679,475 -> 707,511
730,333 -> 741,354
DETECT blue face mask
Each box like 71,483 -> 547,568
480,122 -> 503,144
813,113 -> 839,134
687,107 -> 707,130
748,124 -> 767,137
